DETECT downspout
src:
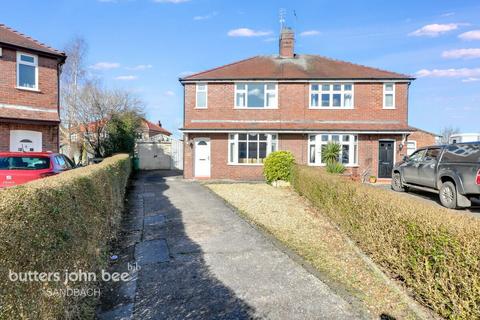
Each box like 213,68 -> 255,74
57,57 -> 64,153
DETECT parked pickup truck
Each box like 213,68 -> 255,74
391,142 -> 480,209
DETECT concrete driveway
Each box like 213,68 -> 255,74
375,183 -> 480,218
97,170 -> 368,320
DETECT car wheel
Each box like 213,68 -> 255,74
439,181 -> 457,209
391,172 -> 405,192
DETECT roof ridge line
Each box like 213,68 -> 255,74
180,56 -> 260,80
0,23 -> 64,55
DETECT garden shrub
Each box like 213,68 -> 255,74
325,161 -> 346,174
0,154 -> 131,319
263,151 -> 295,183
291,165 -> 480,319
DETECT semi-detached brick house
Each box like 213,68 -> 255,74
0,24 -> 66,152
180,28 -> 418,180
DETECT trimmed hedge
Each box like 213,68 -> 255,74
291,165 -> 480,319
263,151 -> 295,183
0,154 -> 131,319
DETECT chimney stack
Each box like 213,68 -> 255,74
279,27 -> 294,58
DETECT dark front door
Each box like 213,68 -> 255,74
378,141 -> 394,178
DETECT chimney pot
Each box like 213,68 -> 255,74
279,28 -> 295,58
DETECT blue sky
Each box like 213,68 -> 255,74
2,0 -> 480,136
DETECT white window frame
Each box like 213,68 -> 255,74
307,133 -> 358,167
195,83 -> 208,109
383,83 -> 395,109
234,82 -> 278,109
406,140 -> 417,156
309,83 -> 354,109
228,132 -> 278,165
16,52 -> 38,91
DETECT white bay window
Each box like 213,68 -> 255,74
228,133 -> 277,164
310,83 -> 353,108
235,83 -> 277,108
308,134 -> 358,166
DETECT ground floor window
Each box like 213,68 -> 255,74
308,133 -> 358,166
228,133 -> 277,164
406,140 -> 417,156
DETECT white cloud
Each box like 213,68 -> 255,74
462,77 -> 480,82
416,68 -> 480,78
114,75 -> 138,81
164,90 -> 175,96
442,48 -> 480,59
227,28 -> 272,37
126,64 -> 153,70
440,12 -> 455,17
300,30 -> 321,37
409,23 -> 460,37
194,11 -> 218,21
90,62 -> 120,70
153,0 -> 189,3
459,30 -> 480,41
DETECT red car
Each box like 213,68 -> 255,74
0,152 -> 76,188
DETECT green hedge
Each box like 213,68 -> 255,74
263,151 -> 295,183
291,165 -> 480,319
0,154 -> 131,319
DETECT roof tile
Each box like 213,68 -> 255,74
181,55 -> 412,81
0,24 -> 64,57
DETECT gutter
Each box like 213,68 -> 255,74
180,129 -> 414,134
179,78 -> 415,84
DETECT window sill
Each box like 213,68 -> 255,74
307,163 -> 359,168
194,107 -> 208,109
16,86 -> 40,93
309,106 -> 355,110
234,107 -> 278,110
382,107 -> 396,110
228,163 -> 264,166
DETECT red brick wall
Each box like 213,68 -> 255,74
184,82 -> 408,126
0,47 -> 59,112
183,133 -> 405,180
0,122 -> 59,152
408,130 -> 437,149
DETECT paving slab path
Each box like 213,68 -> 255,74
97,171 -> 368,320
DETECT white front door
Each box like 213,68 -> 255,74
194,138 -> 210,177
10,130 -> 42,152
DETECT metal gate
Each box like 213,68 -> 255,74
171,138 -> 183,170
136,139 -> 183,170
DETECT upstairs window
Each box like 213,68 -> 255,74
228,133 -> 277,164
383,83 -> 395,109
17,52 -> 38,90
310,83 -> 353,108
235,83 -> 277,108
196,83 -> 207,108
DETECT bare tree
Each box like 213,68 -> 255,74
76,81 -> 144,157
438,127 -> 459,144
60,37 -> 88,156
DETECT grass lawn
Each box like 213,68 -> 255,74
207,183 -> 435,320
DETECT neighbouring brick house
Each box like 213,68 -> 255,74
137,119 -> 172,142
180,27 -> 422,180
406,127 -> 441,155
0,24 -> 66,152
